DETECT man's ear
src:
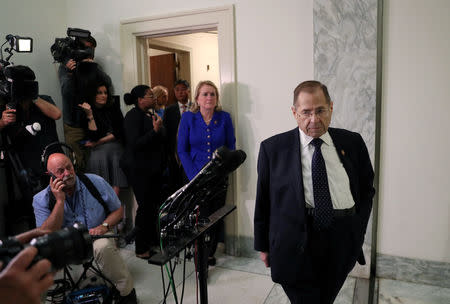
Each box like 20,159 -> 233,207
291,106 -> 297,115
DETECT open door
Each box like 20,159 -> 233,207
149,53 -> 177,105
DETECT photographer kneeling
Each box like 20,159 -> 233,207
0,228 -> 54,304
32,153 -> 137,304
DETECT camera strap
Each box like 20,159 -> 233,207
48,173 -> 110,216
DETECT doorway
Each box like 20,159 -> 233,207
146,30 -> 219,106
120,6 -> 239,254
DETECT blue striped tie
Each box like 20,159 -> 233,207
311,138 -> 333,230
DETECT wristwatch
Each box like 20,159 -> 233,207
102,222 -> 110,230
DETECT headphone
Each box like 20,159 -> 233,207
40,142 -> 77,172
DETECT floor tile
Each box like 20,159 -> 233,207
164,266 -> 274,304
263,284 -> 290,304
378,278 -> 450,304
215,252 -> 271,276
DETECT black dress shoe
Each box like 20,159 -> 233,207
208,256 -> 216,266
116,288 -> 137,304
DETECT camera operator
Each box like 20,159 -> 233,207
0,228 -> 54,304
0,66 -> 61,226
33,153 -> 137,304
57,34 -> 109,172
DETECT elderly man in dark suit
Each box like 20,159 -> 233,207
254,80 -> 375,304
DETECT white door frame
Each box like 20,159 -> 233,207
120,5 -> 239,254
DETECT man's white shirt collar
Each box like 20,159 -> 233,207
299,128 -> 332,148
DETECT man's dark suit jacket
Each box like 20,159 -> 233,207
163,103 -> 181,160
163,103 -> 187,189
254,127 -> 375,286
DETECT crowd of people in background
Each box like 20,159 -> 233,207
0,31 -> 235,304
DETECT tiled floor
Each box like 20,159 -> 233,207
55,246 -> 450,303
119,246 -> 449,304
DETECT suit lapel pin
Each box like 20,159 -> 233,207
341,149 -> 345,156
214,120 -> 218,124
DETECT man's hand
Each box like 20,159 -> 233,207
0,109 -> 16,128
65,59 -> 76,71
0,246 -> 54,304
260,251 -> 270,267
50,176 -> 65,203
153,114 -> 163,132
89,225 -> 108,236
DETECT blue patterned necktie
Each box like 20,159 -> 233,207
311,138 -> 333,230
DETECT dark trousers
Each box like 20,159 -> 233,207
130,173 -> 163,254
167,158 -> 188,195
282,215 -> 360,304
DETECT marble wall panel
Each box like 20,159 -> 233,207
314,0 -> 378,278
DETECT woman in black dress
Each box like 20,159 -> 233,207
79,82 -> 127,196
120,85 -> 166,259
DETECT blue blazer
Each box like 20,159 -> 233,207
177,110 -> 236,180
254,127 -> 375,285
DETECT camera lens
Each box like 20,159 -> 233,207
30,223 -> 93,269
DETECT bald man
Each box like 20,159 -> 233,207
32,153 -> 137,304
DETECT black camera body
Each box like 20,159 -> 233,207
0,223 -> 93,270
0,35 -> 37,106
0,65 -> 38,108
51,28 -> 95,63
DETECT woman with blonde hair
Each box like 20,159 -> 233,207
152,85 -> 168,117
177,80 -> 235,265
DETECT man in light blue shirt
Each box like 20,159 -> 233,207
33,153 -> 137,304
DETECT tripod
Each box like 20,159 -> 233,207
46,235 -> 123,304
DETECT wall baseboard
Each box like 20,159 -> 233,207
234,236 -> 450,288
376,254 -> 450,288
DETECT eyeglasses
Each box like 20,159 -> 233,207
295,108 -> 330,119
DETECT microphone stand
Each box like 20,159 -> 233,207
148,204 -> 236,304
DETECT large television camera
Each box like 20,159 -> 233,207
0,34 -> 37,107
0,223 -> 93,270
51,28 -> 95,63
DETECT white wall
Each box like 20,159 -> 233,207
379,0 -> 450,263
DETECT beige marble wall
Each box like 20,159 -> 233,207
314,0 -> 378,278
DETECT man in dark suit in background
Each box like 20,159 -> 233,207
254,80 -> 375,304
163,79 -> 191,193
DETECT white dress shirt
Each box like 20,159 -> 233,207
178,100 -> 191,115
299,129 -> 355,210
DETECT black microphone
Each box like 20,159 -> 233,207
159,146 -> 246,233
214,146 -> 247,172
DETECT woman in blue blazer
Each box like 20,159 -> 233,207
177,80 -> 235,264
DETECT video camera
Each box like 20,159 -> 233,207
51,28 -> 95,63
0,34 -> 37,107
0,223 -> 93,270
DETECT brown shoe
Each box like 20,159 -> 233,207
136,251 -> 150,259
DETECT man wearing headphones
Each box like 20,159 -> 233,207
32,153 -> 137,304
